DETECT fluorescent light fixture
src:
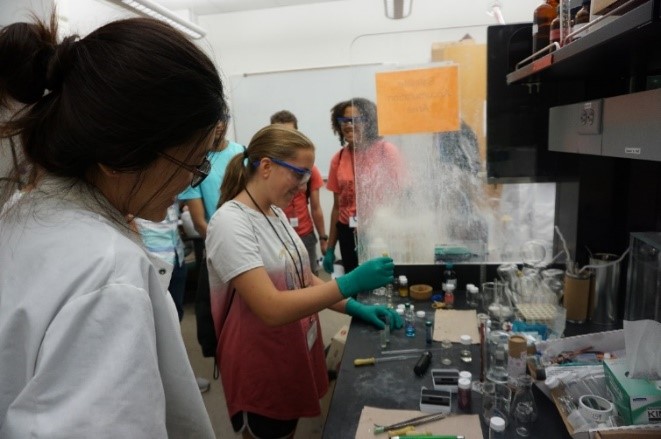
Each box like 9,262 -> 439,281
384,0 -> 412,19
108,0 -> 206,39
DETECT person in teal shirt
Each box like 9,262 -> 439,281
179,121 -> 244,234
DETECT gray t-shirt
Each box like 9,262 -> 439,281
206,200 -> 312,310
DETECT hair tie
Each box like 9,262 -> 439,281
44,35 -> 79,92
242,146 -> 249,167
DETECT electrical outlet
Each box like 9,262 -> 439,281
577,100 -> 602,135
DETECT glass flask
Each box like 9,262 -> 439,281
487,281 -> 514,324
512,375 -> 538,426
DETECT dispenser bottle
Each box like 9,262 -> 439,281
532,0 -> 559,53
442,263 -> 458,287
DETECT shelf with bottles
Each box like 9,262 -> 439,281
506,0 -> 661,85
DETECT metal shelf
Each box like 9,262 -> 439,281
507,0 -> 661,85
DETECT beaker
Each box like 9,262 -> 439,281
482,381 -> 512,425
486,330 -> 509,384
486,281 -> 514,324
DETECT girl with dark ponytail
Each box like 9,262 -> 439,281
0,12 -> 225,438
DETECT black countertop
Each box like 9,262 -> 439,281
322,292 -> 608,438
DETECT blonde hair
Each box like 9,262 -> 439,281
219,124 -> 314,207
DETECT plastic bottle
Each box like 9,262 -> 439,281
443,283 -> 455,309
404,303 -> 416,337
442,263 -> 458,288
489,416 -> 506,439
532,0 -> 559,53
458,377 -> 472,410
460,334 -> 472,363
398,275 -> 409,298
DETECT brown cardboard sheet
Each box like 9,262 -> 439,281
355,406 -> 482,439
433,309 -> 480,343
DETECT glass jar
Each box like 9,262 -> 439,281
440,338 -> 453,365
460,334 -> 472,364
486,331 -> 509,384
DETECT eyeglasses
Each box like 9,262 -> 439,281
159,152 -> 211,188
337,116 -> 364,125
254,157 -> 311,185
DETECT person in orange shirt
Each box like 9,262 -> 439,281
323,98 -> 404,275
270,110 -> 327,275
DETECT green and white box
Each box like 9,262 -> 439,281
603,357 -> 661,425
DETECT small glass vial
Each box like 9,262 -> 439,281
443,283 -> 455,309
404,303 -> 416,337
398,275 -> 409,298
489,416 -> 506,439
425,320 -> 433,346
459,334 -> 472,363
458,377 -> 472,411
440,338 -> 453,365
380,315 -> 391,348
385,283 -> 394,309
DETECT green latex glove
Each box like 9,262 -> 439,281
322,248 -> 335,274
335,256 -> 394,298
345,299 -> 403,330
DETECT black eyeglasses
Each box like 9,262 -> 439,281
159,152 -> 211,188
337,116 -> 365,125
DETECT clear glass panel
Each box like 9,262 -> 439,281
347,25 -> 557,264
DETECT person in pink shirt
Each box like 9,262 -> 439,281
270,110 -> 327,275
323,98 -> 404,275
205,125 -> 402,439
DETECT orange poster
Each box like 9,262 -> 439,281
375,65 -> 459,135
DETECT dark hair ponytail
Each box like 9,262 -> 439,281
1,13 -> 226,207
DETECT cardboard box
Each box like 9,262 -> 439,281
325,325 -> 348,373
536,330 -> 661,438
604,357 -> 661,426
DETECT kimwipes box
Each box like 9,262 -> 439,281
603,357 -> 661,426
536,330 -> 661,438
325,325 -> 348,373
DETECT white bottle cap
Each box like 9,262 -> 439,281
466,283 -> 475,290
396,308 -> 405,315
397,304 -> 405,310
416,310 -> 426,319
489,416 -> 506,432
398,275 -> 407,282
458,378 -> 471,389
460,334 -> 472,345
445,284 -> 455,291
459,370 -> 472,381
